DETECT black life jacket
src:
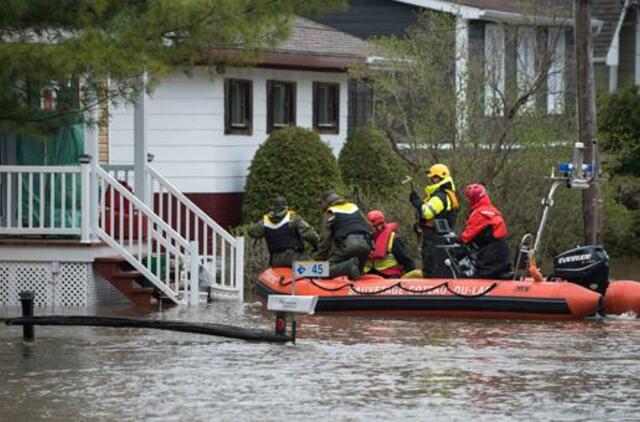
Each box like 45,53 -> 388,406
327,202 -> 371,240
433,190 -> 458,230
263,211 -> 303,254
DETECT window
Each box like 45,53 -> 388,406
517,27 -> 536,111
484,24 -> 505,116
547,28 -> 565,115
267,80 -> 296,133
224,79 -> 252,135
313,82 -> 340,134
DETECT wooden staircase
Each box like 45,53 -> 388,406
94,256 -> 174,308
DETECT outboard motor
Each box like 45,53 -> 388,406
552,245 -> 610,294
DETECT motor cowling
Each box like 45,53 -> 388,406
552,246 -> 610,294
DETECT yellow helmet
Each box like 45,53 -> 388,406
426,163 -> 451,179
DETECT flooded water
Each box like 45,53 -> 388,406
1,297 -> 640,421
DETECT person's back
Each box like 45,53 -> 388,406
316,191 -> 372,280
248,196 -> 318,267
459,184 -> 511,278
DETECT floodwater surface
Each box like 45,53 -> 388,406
1,295 -> 640,421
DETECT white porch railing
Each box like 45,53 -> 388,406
0,164 -> 89,240
96,166 -> 199,305
103,163 -> 244,300
145,165 -> 244,301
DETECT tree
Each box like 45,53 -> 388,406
349,5 -> 597,259
598,86 -> 640,178
0,0 -> 344,134
351,5 -> 574,184
338,127 -> 407,200
242,127 -> 344,228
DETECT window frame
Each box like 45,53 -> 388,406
266,80 -> 296,133
224,78 -> 253,135
313,82 -> 340,134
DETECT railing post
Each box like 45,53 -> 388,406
235,236 -> 245,303
189,240 -> 199,306
79,154 -> 92,243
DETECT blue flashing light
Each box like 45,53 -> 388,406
558,163 -> 572,172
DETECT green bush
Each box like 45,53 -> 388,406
598,86 -> 640,177
338,127 -> 408,200
242,127 -> 343,228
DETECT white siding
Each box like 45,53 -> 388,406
109,66 -> 349,193
547,29 -> 566,115
517,27 -> 536,111
484,24 -> 506,116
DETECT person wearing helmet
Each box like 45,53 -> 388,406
409,163 -> 459,277
459,184 -> 511,278
364,210 -> 416,278
316,190 -> 372,280
248,196 -> 319,267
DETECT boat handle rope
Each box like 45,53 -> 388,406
280,276 -> 498,298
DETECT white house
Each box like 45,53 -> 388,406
104,17 -> 369,227
0,17 -> 368,310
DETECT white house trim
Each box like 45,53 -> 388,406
606,0 -> 631,67
394,0 -> 597,27
455,16 -> 469,140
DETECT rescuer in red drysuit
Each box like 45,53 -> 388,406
459,184 -> 512,279
364,210 -> 416,278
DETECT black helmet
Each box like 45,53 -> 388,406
273,195 -> 288,212
321,190 -> 343,209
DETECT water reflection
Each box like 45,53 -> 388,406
1,300 -> 639,420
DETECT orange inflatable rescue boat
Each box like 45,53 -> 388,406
257,268 -> 602,320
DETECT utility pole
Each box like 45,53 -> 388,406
574,0 -> 602,245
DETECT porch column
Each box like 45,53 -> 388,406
133,73 -> 148,205
84,106 -> 99,242
455,16 -> 469,144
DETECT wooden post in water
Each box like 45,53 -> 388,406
574,0 -> 602,245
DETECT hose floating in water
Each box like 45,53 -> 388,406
5,316 -> 292,343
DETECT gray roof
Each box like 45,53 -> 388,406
268,16 -> 370,58
591,0 -> 624,58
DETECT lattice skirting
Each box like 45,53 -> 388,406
0,261 -> 127,308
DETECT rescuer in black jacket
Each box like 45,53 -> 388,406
248,196 -> 319,267
316,191 -> 372,280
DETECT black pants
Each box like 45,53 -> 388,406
474,239 -> 512,279
420,229 -> 451,277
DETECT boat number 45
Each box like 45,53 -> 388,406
293,261 -> 330,278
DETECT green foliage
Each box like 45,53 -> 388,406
598,86 -> 640,177
242,127 -> 344,228
0,0 -> 345,134
338,127 -> 408,200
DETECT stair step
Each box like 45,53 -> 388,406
131,287 -> 156,295
113,270 -> 142,279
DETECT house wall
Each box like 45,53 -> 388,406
108,66 -> 349,226
618,7 -> 638,88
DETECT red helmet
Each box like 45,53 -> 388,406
366,210 -> 386,227
464,184 -> 487,206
